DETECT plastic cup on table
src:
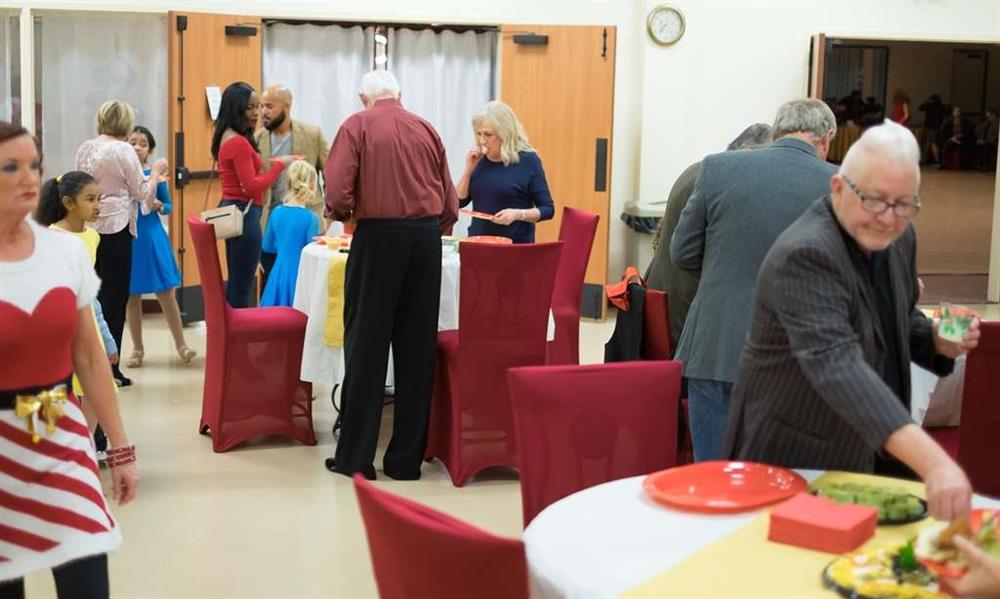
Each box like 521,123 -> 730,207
937,302 -> 975,342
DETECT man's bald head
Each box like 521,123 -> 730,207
261,85 -> 292,132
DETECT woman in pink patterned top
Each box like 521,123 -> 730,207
75,100 -> 168,387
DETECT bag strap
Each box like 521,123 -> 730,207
201,160 -> 216,212
201,159 -> 251,216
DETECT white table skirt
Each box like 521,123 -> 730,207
293,243 -> 553,385
909,358 -> 966,427
522,470 -> 1000,599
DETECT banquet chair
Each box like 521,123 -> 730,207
508,361 -> 683,526
642,289 -> 671,359
956,321 -> 1000,497
353,474 -> 529,599
426,241 -> 563,486
187,216 -> 316,452
546,207 -> 600,365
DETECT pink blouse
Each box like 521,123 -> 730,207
75,135 -> 159,236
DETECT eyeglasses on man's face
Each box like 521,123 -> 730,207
842,175 -> 921,218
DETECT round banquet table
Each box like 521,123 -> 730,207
293,242 -> 460,384
522,470 -> 1000,599
293,242 -> 555,385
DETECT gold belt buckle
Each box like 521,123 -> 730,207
15,385 -> 68,444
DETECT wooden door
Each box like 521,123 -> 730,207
167,11 -> 262,322
501,25 -> 616,318
808,33 -> 827,99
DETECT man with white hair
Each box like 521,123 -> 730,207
670,99 -> 838,461
724,121 -> 980,520
323,70 -> 458,480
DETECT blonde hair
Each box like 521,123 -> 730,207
285,160 -> 320,208
96,100 -> 135,138
471,101 -> 534,166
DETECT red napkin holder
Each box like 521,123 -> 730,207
768,493 -> 877,553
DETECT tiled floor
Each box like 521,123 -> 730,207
24,314 -> 616,599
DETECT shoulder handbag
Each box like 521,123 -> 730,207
200,160 -> 250,240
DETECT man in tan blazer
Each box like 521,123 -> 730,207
724,121 -> 980,521
256,85 -> 329,282
257,85 -> 329,211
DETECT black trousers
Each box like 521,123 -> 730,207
0,554 -> 109,599
95,227 -> 131,379
332,217 -> 441,477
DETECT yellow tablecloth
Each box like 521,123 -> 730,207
323,253 -> 348,347
622,471 -> 933,598
828,125 -> 861,163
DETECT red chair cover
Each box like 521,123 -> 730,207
547,207 -> 599,365
426,241 -> 563,486
957,322 -> 1000,497
187,216 -> 316,452
642,289 -> 671,360
926,426 -> 959,460
508,361 -> 683,526
353,474 -> 529,599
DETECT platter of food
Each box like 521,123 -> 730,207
812,482 -> 928,525
823,542 -> 943,599
915,509 -> 998,579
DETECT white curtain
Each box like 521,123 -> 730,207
0,16 -> 12,123
390,28 -> 496,236
263,24 -> 373,146
40,14 -> 166,177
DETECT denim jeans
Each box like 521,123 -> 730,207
219,200 -> 262,308
687,378 -> 734,462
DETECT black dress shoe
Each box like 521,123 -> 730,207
324,458 -> 376,480
384,468 -> 421,481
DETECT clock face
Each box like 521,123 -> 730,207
648,6 -> 685,46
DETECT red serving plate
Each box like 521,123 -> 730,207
643,461 -> 809,513
461,235 -> 513,245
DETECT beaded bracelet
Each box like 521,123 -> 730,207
106,445 -> 136,469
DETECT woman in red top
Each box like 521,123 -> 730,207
210,82 -> 299,308
890,89 -> 911,126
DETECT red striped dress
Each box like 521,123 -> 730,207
0,218 -> 121,581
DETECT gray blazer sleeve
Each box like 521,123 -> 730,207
669,166 -> 709,272
770,245 -> 913,450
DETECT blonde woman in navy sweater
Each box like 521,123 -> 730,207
456,101 -> 554,243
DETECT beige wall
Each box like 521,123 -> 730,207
8,0 -> 1000,286
883,41 -> 1000,121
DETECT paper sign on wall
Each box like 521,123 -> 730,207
205,86 -> 222,121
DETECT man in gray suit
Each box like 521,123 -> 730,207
646,123 -> 772,352
725,121 -> 979,520
670,99 -> 838,461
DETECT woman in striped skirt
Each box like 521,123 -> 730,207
0,121 -> 139,598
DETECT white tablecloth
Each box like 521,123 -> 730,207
293,243 -> 460,384
293,243 -> 554,385
910,358 -> 966,427
522,470 -> 1000,599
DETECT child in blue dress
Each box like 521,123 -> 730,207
125,126 -> 195,367
260,160 -> 321,307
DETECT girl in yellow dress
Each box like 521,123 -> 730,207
35,171 -> 119,454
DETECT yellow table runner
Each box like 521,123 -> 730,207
622,471 -> 933,598
323,253 -> 348,347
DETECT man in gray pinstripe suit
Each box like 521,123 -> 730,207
725,121 -> 980,520
671,99 -> 838,461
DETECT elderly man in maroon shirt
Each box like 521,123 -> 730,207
323,70 -> 458,480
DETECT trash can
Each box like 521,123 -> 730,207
621,200 -> 665,274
